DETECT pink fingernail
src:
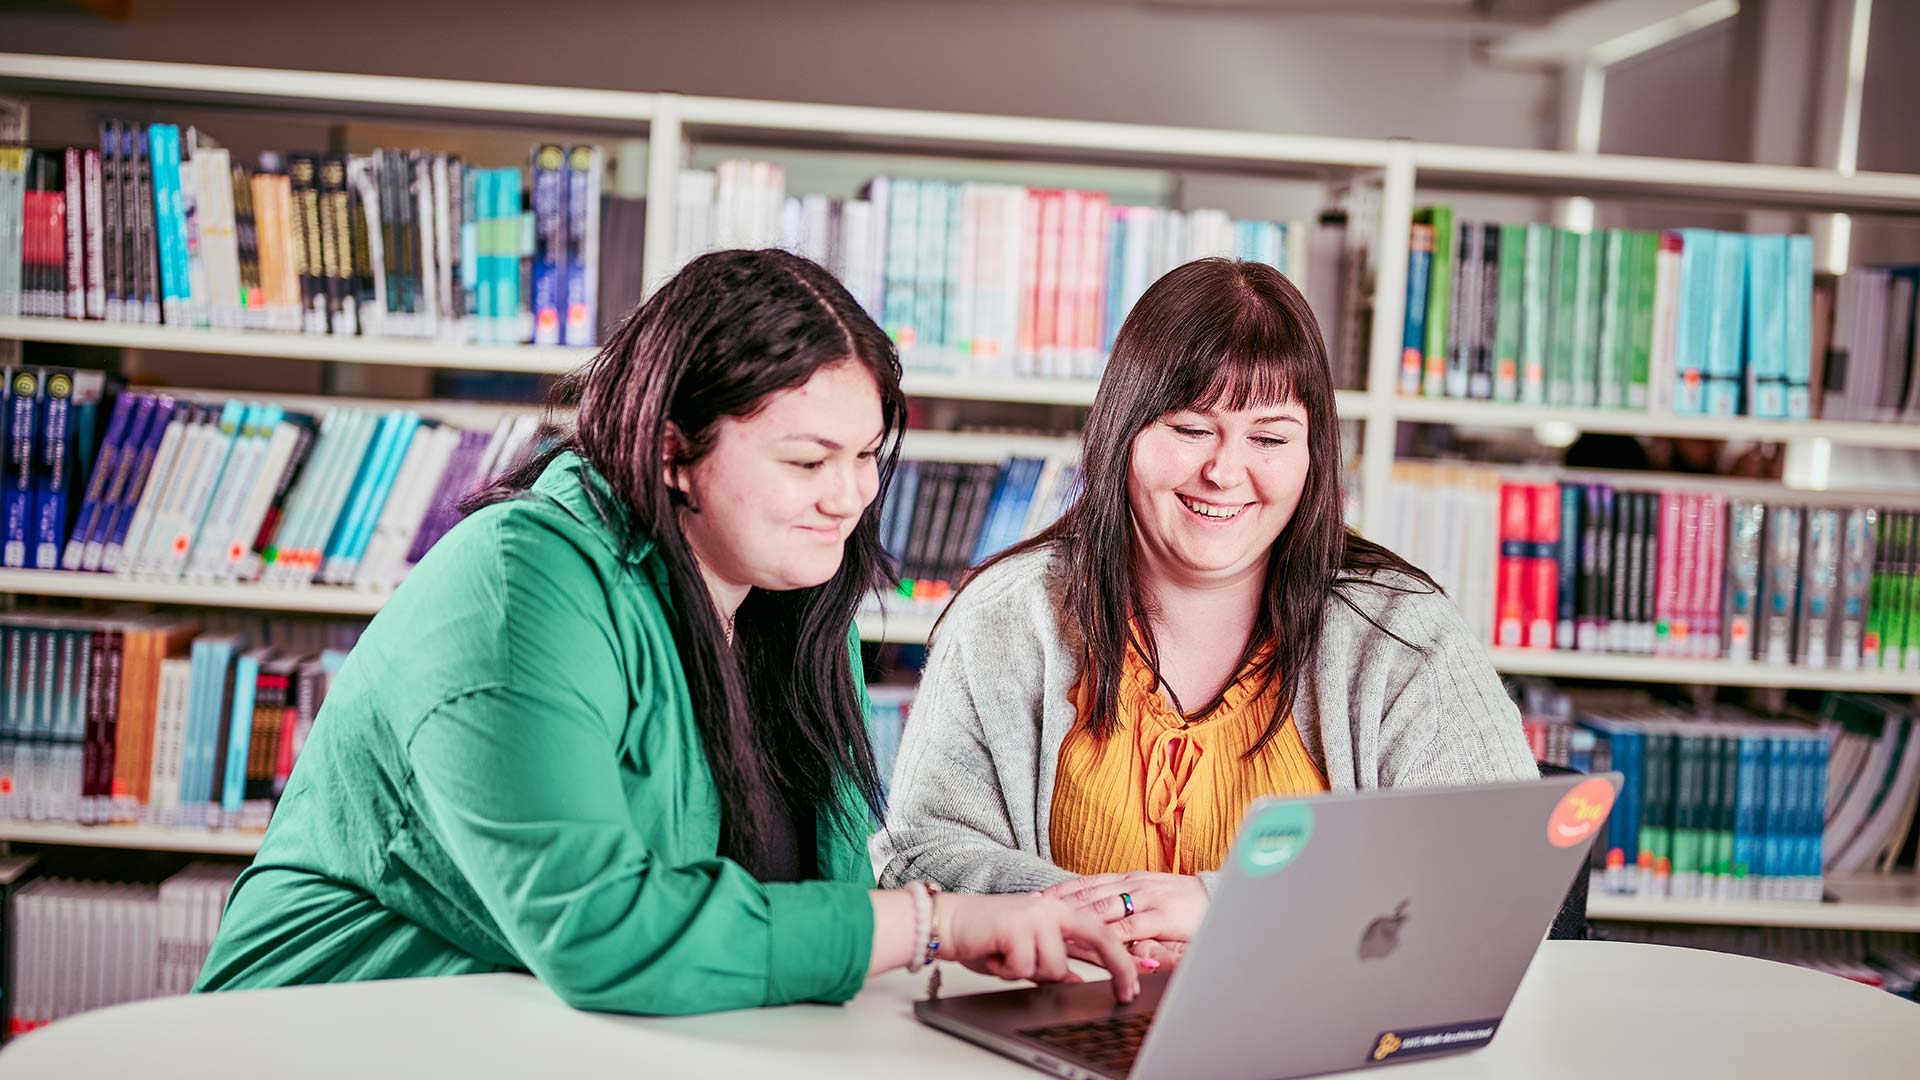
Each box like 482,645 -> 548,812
1139,958 -> 1161,971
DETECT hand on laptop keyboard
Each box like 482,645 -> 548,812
1043,871 -> 1210,944
941,893 -> 1143,1003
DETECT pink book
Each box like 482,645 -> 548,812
1655,492 -> 1682,655
1698,495 -> 1725,658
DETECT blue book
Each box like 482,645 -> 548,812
967,462 -> 1018,568
219,647 -> 269,817
563,145 -> 600,348
336,411 -> 421,573
1555,483 -> 1582,650
147,124 -> 187,325
1784,235 -> 1815,418
1803,735 -> 1828,897
529,144 -> 566,346
91,396 -> 177,569
1704,232 -> 1747,417
1764,735 -> 1794,899
320,411 -> 402,568
984,458 -> 1046,559
493,168 -> 525,344
1401,230 -> 1432,395
1103,214 -> 1128,353
880,178 -> 919,343
62,389 -> 136,569
882,461 -> 920,564
1731,734 -> 1763,898
181,633 -> 241,809
3,368 -> 39,568
1671,229 -> 1714,415
1744,234 -> 1789,419
31,369 -> 73,569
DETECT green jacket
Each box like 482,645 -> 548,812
195,452 -> 877,1014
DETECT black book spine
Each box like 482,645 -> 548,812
132,128 -> 158,324
100,122 -> 122,322
317,155 -> 352,335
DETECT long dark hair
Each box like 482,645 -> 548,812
968,258 -> 1435,755
467,249 -> 907,854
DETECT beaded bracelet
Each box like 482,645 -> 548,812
905,881 -> 933,973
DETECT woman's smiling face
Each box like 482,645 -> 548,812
1125,399 -> 1310,588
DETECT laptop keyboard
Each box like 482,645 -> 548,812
1019,1013 -> 1154,1074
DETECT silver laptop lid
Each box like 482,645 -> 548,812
1129,773 -> 1620,1080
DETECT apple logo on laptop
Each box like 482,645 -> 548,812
1358,900 -> 1410,961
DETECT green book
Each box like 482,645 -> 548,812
1548,227 -> 1578,407
1639,729 -> 1673,894
1625,231 -> 1657,410
1715,735 -> 1738,892
1883,513 -> 1906,671
1493,223 -> 1526,403
1569,230 -> 1602,408
1414,206 -> 1455,398
1900,514 -> 1920,671
1670,732 -> 1704,897
1596,230 -> 1629,409
1521,224 -> 1554,406
1897,512 -> 1913,671
1867,511 -> 1891,667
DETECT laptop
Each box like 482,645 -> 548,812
915,772 -> 1621,1080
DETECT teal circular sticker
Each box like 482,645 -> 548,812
1239,802 -> 1315,876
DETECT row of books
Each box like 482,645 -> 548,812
1826,266 -> 1920,423
0,612 -> 354,830
673,160 -> 1371,386
875,455 -> 1081,605
2,367 -> 545,586
1588,705 -> 1828,901
1385,461 -> 1919,671
0,123 -> 615,346
1598,922 -> 1920,1000
1397,212 -> 1920,426
1510,682 -> 1920,901
5,862 -> 241,1036
1399,215 -> 1819,419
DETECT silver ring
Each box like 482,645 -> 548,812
1120,892 -> 1135,918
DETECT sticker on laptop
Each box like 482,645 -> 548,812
1238,802 -> 1313,876
1546,777 -> 1617,849
1367,1019 -> 1501,1063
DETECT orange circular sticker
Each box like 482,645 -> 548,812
1546,778 -> 1616,849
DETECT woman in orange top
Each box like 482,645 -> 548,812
873,259 -> 1539,965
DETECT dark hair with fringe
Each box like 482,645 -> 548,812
963,258 -> 1437,755
465,248 -> 907,856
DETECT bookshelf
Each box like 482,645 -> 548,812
4,53 -> 1920,891
0,315 -> 594,375
0,821 -> 260,856
1588,875 -> 1920,933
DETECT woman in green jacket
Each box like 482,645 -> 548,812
196,249 -> 1139,1015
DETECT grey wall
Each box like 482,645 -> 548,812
0,0 -> 1554,146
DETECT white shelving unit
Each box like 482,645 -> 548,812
0,569 -> 390,615
1588,876 -> 1920,933
0,821 -> 261,856
0,316 -> 594,374
4,54 -> 1920,879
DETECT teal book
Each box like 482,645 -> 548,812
1783,234 -> 1815,419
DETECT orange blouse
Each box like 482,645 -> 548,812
1050,643 -> 1328,876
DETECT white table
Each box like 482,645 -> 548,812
3,941 -> 1917,1078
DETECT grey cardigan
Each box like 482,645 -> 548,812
870,546 -> 1540,892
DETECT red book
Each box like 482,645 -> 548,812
1678,494 -> 1704,655
1699,495 -> 1725,658
1655,492 -> 1683,655
1496,483 -> 1530,647
1527,484 -> 1560,649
